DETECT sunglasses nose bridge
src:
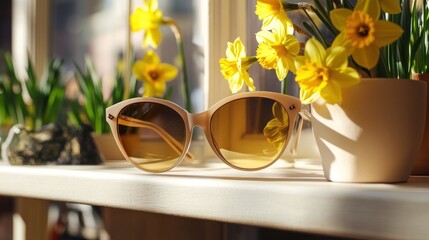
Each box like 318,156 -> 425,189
189,112 -> 209,132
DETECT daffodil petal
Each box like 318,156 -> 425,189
264,119 -> 284,144
146,0 -> 158,11
132,61 -> 145,80
276,58 -> 288,80
219,59 -> 238,79
300,89 -> 320,104
225,38 -> 246,59
243,73 -> 256,91
274,22 -> 287,39
294,56 -> 306,70
295,70 -> 316,87
355,0 -> 380,20
330,8 -> 352,31
144,28 -> 162,48
286,35 -> 300,55
153,81 -> 167,97
143,83 -> 155,97
352,43 -> 380,69
320,83 -> 342,104
256,43 -> 276,70
143,50 -> 160,64
332,32 -> 353,55
330,68 -> 361,87
130,8 -> 145,31
160,64 -> 178,81
380,0 -> 401,14
374,21 -> 403,47
305,38 -> 326,64
325,46 -> 349,69
256,30 -> 276,44
263,15 -> 292,32
228,73 -> 244,94
285,55 -> 297,73
234,38 -> 246,58
286,19 -> 295,34
273,102 -> 288,123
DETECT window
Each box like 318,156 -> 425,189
9,0 -> 309,110
11,0 -> 254,113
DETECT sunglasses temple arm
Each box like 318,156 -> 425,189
289,109 -> 312,155
117,116 -> 195,160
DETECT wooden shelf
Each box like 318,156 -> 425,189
1,160 -> 429,240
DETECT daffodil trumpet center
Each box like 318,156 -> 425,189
148,70 -> 160,81
345,11 -> 376,48
273,44 -> 288,58
297,61 -> 330,89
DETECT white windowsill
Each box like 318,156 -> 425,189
0,159 -> 428,240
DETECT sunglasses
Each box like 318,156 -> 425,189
106,91 -> 305,172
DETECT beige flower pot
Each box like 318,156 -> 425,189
411,73 -> 429,175
92,133 -> 125,161
311,78 -> 427,183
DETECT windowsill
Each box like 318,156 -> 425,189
0,159 -> 428,239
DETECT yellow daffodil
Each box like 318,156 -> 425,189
219,38 -> 257,93
330,0 -> 403,69
130,0 -> 164,49
256,22 -> 300,80
264,102 -> 289,149
379,0 -> 401,14
294,38 -> 360,104
255,0 -> 294,33
133,50 -> 178,97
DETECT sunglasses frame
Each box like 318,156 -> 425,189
106,91 -> 302,173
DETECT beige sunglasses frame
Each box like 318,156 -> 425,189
106,91 -> 302,173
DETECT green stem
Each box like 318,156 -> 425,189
302,8 -> 328,48
163,18 -> 192,112
281,74 -> 289,95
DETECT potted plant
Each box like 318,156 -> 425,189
69,57 -> 139,160
0,53 -> 102,165
218,0 -> 427,182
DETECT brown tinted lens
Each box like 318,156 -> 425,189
210,98 -> 289,169
117,102 -> 187,172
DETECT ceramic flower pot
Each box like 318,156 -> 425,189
92,133 -> 125,161
411,73 -> 429,175
311,78 -> 427,183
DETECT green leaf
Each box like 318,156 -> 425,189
302,21 -> 326,48
128,75 -> 139,98
3,53 -> 27,125
112,73 -> 124,104
74,57 -> 110,134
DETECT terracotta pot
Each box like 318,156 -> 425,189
411,73 -> 429,175
311,78 -> 427,183
92,133 -> 125,161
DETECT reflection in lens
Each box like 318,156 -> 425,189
117,102 -> 187,172
210,98 -> 289,169
263,102 -> 289,149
